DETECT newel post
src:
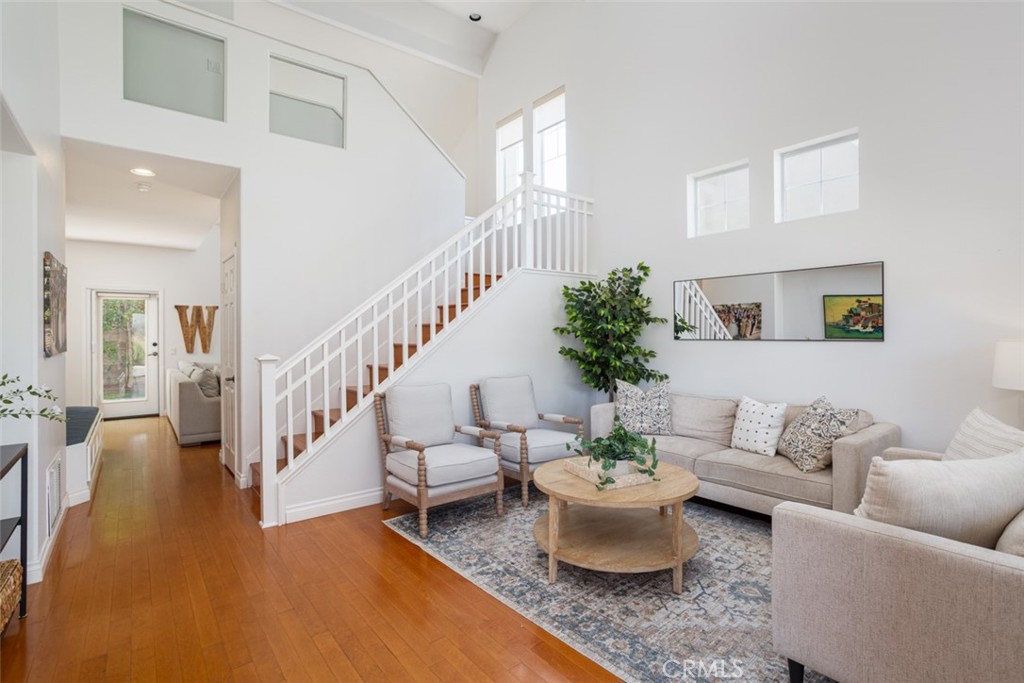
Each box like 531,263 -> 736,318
521,171 -> 535,268
257,354 -> 280,528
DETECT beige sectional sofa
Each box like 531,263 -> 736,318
591,392 -> 901,515
167,364 -> 221,446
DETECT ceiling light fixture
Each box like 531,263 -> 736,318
469,13 -> 481,22
130,167 -> 156,177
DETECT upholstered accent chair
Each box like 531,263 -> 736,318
374,384 -> 504,537
470,376 -> 584,507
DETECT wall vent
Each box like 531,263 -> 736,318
47,456 -> 64,536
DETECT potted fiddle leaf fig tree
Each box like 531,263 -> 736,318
554,262 -> 667,400
567,416 -> 659,491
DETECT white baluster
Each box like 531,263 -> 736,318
257,354 -> 280,528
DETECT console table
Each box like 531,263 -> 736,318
1,443 -> 28,620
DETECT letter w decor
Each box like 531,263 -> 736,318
175,305 -> 218,353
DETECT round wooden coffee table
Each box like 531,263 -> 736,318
533,459 -> 699,594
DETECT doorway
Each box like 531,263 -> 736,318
94,291 -> 160,418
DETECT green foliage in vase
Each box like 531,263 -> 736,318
0,373 -> 66,422
567,416 -> 659,490
554,262 -> 668,397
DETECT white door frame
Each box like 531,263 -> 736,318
220,249 -> 242,485
89,287 -> 165,416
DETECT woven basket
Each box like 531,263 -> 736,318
1,559 -> 23,632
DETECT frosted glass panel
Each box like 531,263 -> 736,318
269,58 -> 345,148
123,10 -> 225,121
269,94 -> 344,148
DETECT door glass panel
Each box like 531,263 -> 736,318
102,298 -> 147,401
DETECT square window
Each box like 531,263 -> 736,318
777,132 -> 859,222
688,163 -> 749,238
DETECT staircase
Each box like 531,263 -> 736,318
675,279 -> 733,340
253,175 -> 594,525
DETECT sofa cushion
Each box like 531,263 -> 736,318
695,448 -> 832,506
777,396 -> 853,473
498,428 -> 576,464
670,394 -> 737,447
648,434 -> 723,472
996,508 -> 1024,557
731,396 -> 787,456
854,450 -> 1024,548
944,407 -> 1024,460
615,380 -> 671,435
387,442 -> 499,487
481,376 -> 539,429
387,384 -> 455,447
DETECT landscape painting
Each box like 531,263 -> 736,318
823,295 -> 884,341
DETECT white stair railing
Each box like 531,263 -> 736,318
257,173 -> 594,527
677,280 -> 733,340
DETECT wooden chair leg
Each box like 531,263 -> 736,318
418,508 -> 428,538
382,489 -> 392,510
787,659 -> 804,683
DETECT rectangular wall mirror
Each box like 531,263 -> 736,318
674,261 -> 884,341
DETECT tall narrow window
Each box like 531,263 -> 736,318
688,162 -> 749,238
269,57 -> 345,148
533,87 -> 566,191
123,9 -> 225,121
776,131 -> 859,222
496,112 -> 524,199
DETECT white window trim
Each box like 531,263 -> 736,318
774,128 -> 859,223
686,159 -> 749,239
495,110 -> 524,200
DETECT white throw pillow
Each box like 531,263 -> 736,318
615,380 -> 672,435
731,396 -> 787,456
481,376 -> 539,429
855,449 -> 1024,549
997,508 -> 1024,558
944,407 -> 1024,460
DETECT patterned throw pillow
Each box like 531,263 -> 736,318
778,396 -> 853,472
615,380 -> 672,435
731,396 -> 787,456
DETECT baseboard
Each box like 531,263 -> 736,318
284,487 -> 383,524
27,498 -> 68,584
67,486 -> 91,507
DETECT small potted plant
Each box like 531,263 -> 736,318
567,416 -> 659,490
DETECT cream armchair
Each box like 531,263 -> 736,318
374,383 -> 504,537
470,376 -> 583,506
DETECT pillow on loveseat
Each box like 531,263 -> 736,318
997,508 -> 1024,557
615,380 -> 672,435
854,449 -> 1024,548
944,407 -> 1024,460
777,396 -> 856,473
731,396 -> 787,456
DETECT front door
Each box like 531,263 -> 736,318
97,292 -> 160,418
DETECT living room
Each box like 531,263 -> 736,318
1,1 -> 1022,681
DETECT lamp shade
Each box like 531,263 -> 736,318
993,339 -> 1024,391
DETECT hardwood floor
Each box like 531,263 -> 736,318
0,418 -> 617,682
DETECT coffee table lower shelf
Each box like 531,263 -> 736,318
533,505 -> 698,593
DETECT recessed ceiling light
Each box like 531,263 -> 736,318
469,13 -> 481,22
130,167 -> 156,177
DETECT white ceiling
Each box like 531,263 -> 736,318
64,138 -> 238,251
276,1 -> 538,74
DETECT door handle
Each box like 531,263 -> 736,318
148,351 -> 159,357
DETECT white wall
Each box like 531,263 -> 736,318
279,270 -> 601,522
58,1 -> 468,471
480,2 -> 1024,450
64,233 -> 222,410
0,0 -> 67,581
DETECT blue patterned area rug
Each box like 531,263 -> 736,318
385,487 -> 834,683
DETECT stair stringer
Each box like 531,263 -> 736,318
276,269 -> 601,525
